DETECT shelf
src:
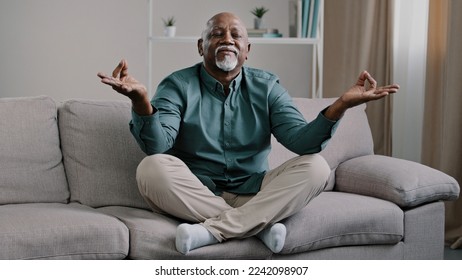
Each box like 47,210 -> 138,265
250,37 -> 320,45
149,36 -> 320,45
147,0 -> 324,98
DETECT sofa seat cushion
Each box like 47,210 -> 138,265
97,206 -> 272,259
0,96 -> 69,204
99,191 -> 403,258
280,192 -> 404,255
58,99 -> 148,209
0,203 -> 128,259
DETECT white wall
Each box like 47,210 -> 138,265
0,0 -> 313,102
0,0 -> 147,102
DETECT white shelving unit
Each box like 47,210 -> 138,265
147,0 -> 323,99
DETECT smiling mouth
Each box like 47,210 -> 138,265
216,46 -> 238,56
218,50 -> 237,56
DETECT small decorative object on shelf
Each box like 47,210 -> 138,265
250,6 -> 269,29
247,28 -> 282,38
162,16 -> 176,37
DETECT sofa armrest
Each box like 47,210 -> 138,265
335,155 -> 460,208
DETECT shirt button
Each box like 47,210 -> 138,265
224,121 -> 230,126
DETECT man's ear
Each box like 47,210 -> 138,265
197,39 -> 204,56
246,43 -> 251,60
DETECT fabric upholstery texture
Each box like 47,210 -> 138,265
0,203 -> 128,259
335,155 -> 460,208
403,202 -> 445,259
98,191 -> 403,259
280,192 -> 403,254
97,206 -> 272,260
0,96 -> 69,204
58,99 -> 148,209
273,243 -> 404,260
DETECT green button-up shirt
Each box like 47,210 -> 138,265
130,63 -> 338,195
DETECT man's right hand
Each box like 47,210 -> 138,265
97,59 -> 153,116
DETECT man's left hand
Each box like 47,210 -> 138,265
324,71 -> 400,121
341,70 -> 400,108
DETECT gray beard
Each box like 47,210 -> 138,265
216,54 -> 238,71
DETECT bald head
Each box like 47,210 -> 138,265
201,12 -> 248,41
197,12 -> 251,79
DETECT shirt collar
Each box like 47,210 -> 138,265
200,63 -> 243,94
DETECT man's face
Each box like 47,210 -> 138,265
199,13 -> 250,74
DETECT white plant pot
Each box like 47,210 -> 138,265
254,18 -> 264,29
164,26 -> 176,37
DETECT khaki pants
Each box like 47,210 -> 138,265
136,154 -> 330,242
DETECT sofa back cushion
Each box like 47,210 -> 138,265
0,96 -> 69,204
58,99 -> 149,209
58,97 -> 372,208
268,98 -> 374,190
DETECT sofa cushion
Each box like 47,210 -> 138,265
335,155 -> 460,208
99,192 -> 403,259
268,98 -> 374,190
0,96 -> 69,204
0,203 -> 128,259
97,206 -> 273,259
280,192 -> 404,255
58,99 -> 148,209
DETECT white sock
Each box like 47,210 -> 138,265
256,223 -> 287,253
175,223 -> 219,254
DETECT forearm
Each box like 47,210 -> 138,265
131,95 -> 155,116
323,97 -> 349,121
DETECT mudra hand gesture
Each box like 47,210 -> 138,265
342,71 -> 400,107
324,71 -> 400,120
97,59 -> 152,115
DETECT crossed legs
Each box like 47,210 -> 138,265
136,154 -> 330,254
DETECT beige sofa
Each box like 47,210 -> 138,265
0,95 -> 459,259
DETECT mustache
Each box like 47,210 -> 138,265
215,45 -> 239,55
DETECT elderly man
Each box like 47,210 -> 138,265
98,12 -> 399,254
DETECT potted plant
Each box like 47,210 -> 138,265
250,6 -> 269,29
162,16 -> 176,37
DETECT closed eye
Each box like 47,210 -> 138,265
211,32 -> 223,38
